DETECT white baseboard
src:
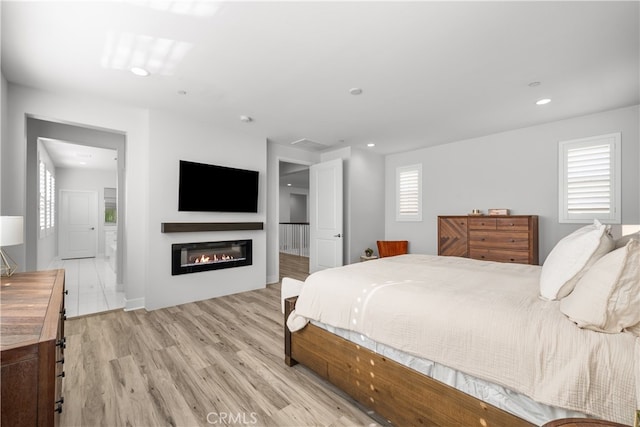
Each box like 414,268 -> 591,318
124,297 -> 145,312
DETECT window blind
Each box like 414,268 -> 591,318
566,144 -> 611,215
399,169 -> 419,215
396,164 -> 422,221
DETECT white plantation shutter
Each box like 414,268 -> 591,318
559,133 -> 621,223
396,164 -> 422,221
39,160 -> 46,237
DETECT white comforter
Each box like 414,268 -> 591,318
287,254 -> 639,425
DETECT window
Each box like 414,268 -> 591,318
559,133 -> 621,224
104,187 -> 117,224
39,160 -> 56,237
39,161 -> 46,237
396,164 -> 422,222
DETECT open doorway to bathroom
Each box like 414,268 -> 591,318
26,116 -> 126,317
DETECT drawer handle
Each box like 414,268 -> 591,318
510,258 -> 515,262
480,255 -> 486,259
57,371 -> 65,378
481,238 -> 485,241
57,357 -> 65,364
511,239 -> 515,242
64,290 -> 69,295
56,338 -> 66,349
56,397 -> 64,405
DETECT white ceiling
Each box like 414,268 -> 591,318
2,1 -> 639,155
40,138 -> 117,171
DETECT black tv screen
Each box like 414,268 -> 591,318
178,160 -> 259,212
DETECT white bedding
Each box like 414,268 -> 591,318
287,254 -> 639,425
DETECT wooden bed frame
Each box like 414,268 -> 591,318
284,296 -> 535,427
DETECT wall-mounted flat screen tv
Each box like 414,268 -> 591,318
178,160 -> 259,213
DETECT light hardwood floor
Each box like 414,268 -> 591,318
61,257 -> 384,426
279,253 -> 310,282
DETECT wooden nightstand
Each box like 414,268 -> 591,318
360,255 -> 378,262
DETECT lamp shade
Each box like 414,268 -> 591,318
0,216 -> 24,246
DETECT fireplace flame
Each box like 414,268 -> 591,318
193,253 -> 234,264
194,254 -> 211,263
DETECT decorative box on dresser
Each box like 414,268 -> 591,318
1,269 -> 66,427
438,215 -> 539,265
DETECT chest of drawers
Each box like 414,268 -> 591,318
438,215 -> 539,265
1,269 -> 66,427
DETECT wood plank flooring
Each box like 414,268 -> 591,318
279,253 -> 310,282
60,263 -> 384,426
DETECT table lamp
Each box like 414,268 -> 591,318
1,216 -> 24,277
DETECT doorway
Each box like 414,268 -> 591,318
26,116 -> 126,317
278,161 -> 310,282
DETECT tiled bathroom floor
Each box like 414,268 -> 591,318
48,256 -> 125,318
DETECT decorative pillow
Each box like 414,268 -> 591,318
560,239 -> 640,333
539,219 -> 614,300
625,322 -> 640,337
615,231 -> 640,249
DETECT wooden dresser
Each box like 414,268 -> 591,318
438,215 -> 539,265
1,269 -> 66,427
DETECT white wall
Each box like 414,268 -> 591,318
145,109 -> 267,310
385,105 -> 640,262
3,84 -> 150,311
348,147 -> 385,262
279,186 -> 309,223
55,167 -> 117,258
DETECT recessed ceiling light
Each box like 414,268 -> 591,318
240,115 -> 253,123
287,183 -> 292,187
367,143 -> 375,147
349,88 -> 363,95
130,67 -> 150,77
528,81 -> 541,87
536,98 -> 551,105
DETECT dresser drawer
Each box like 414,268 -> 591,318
468,217 -> 497,230
468,231 -> 530,250
470,249 -> 531,264
496,217 -> 530,231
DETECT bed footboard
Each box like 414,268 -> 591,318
283,296 -> 534,427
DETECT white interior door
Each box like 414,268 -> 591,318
59,190 -> 98,259
309,158 -> 343,273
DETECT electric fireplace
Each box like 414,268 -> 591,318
172,240 -> 252,276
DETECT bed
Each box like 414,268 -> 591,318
283,249 -> 639,426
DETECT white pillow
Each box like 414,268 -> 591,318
539,219 -> 614,300
615,231 -> 640,249
625,322 -> 640,337
560,239 -> 640,333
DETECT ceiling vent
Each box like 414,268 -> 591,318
290,138 -> 327,151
